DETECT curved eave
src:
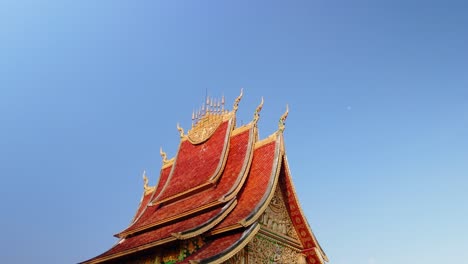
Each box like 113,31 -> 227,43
218,122 -> 256,202
240,132 -> 283,226
121,164 -> 173,235
118,123 -> 255,238
82,203 -> 232,264
282,154 -> 329,263
129,191 -> 153,224
173,199 -> 238,240
182,223 -> 260,264
153,118 -> 234,205
211,131 -> 283,233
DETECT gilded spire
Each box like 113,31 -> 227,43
176,123 -> 184,138
278,104 -> 289,132
253,97 -> 264,124
233,88 -> 243,112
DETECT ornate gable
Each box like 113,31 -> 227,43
259,186 -> 301,243
81,91 -> 326,264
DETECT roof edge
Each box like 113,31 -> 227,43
190,223 -> 261,264
282,153 -> 329,262
239,132 -> 284,227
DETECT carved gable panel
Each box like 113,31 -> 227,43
247,235 -> 306,264
259,186 -> 300,241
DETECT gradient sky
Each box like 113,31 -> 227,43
1,1 -> 467,264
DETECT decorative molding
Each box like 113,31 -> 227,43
252,97 -> 264,125
177,123 -> 185,138
247,234 -> 303,264
233,88 -> 243,112
223,248 -> 245,264
142,170 -> 155,195
259,186 -> 300,242
278,104 -> 289,132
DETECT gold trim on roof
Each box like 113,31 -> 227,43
176,123 -> 185,138
187,94 -> 233,144
278,104 -> 289,132
233,88 -> 243,112
172,199 -> 237,240
159,147 -> 174,166
253,97 -> 264,125
142,171 -> 155,196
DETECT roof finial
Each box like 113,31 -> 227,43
253,97 -> 264,124
176,123 -> 184,138
191,110 -> 195,128
217,99 -> 221,114
233,88 -> 243,112
278,104 -> 289,132
221,95 -> 225,113
142,170 -> 155,194
160,147 -> 168,164
142,170 -> 149,189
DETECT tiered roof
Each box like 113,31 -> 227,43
82,90 -> 327,264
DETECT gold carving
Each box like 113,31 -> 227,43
278,104 -> 289,132
160,147 -> 168,164
159,147 -> 174,165
253,97 -> 264,125
187,94 -> 231,144
247,235 -> 302,264
177,123 -> 185,138
142,170 -> 155,195
259,186 -> 300,241
233,88 -> 243,112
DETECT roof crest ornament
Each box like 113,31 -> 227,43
142,170 -> 155,195
160,147 -> 168,164
278,104 -> 289,132
177,123 -> 185,138
253,97 -> 264,125
187,93 -> 231,144
232,88 -> 243,112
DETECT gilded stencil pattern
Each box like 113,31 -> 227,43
247,235 -> 301,264
259,186 -> 300,241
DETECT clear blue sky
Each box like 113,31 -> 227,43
1,1 -> 467,263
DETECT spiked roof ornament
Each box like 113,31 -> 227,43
176,123 -> 184,138
253,97 -> 264,125
278,104 -> 289,132
232,88 -> 243,112
142,170 -> 155,195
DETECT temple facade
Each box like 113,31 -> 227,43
82,90 -> 328,264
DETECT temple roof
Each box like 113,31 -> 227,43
81,90 -> 327,264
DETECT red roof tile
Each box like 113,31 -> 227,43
214,134 -> 281,230
281,156 -> 328,264
154,120 -> 232,204
128,165 -> 173,226
180,223 -> 259,264
87,203 -> 230,263
119,125 -> 253,236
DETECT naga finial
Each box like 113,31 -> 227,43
176,123 -> 184,138
253,97 -> 264,124
160,147 -> 168,164
142,170 -> 155,194
233,88 -> 243,112
142,170 -> 149,189
278,104 -> 289,132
